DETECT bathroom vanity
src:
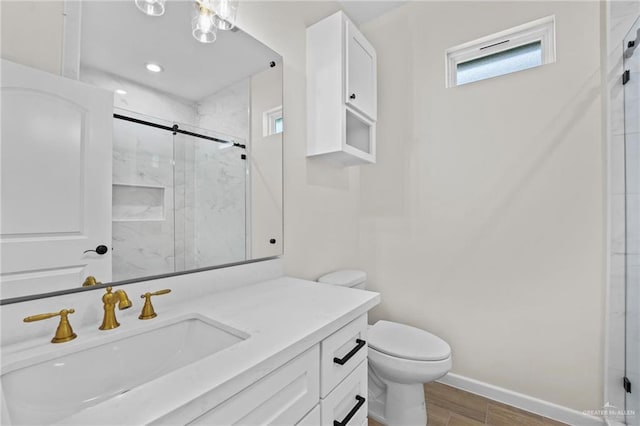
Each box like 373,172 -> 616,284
0,271 -> 379,425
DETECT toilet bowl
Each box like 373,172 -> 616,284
317,271 -> 452,426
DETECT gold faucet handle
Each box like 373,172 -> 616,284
139,289 -> 171,320
82,276 -> 101,287
23,309 -> 78,344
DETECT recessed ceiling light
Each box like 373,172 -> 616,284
145,63 -> 163,73
115,89 -> 127,95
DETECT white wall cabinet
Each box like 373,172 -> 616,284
345,24 -> 377,120
307,11 -> 377,166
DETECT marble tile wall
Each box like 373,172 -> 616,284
196,79 -> 250,143
111,118 -> 176,282
605,3 -> 640,424
189,79 -> 251,268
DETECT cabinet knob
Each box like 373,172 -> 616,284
349,93 -> 356,100
269,238 -> 277,244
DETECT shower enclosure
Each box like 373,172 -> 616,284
111,112 -> 248,282
624,18 -> 640,424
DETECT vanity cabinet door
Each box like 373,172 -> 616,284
189,345 -> 320,425
296,404 -> 320,425
345,21 -> 377,121
0,60 -> 113,298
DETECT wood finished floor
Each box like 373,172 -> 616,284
368,382 -> 567,426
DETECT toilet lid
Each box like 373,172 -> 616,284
368,321 -> 451,362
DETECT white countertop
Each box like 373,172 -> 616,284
1,276 -> 380,425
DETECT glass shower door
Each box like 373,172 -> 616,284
625,18 -> 640,425
174,127 -> 247,271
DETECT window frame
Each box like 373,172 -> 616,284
445,15 -> 556,88
263,105 -> 283,136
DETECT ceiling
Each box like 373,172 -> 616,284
338,1 -> 407,25
80,1 -> 280,101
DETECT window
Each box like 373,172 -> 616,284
446,16 -> 555,87
263,106 -> 283,136
274,116 -> 283,134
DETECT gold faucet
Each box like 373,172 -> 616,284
23,308 -> 77,343
82,276 -> 101,287
139,289 -> 172,320
99,286 -> 132,330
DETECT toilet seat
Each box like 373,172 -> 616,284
369,320 -> 451,361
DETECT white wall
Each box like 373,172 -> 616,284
0,1 -> 65,75
358,1 -> 604,412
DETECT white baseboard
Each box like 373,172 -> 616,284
437,373 -> 605,426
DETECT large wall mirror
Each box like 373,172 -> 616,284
0,1 -> 283,301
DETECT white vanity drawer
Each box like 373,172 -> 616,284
296,404 -> 320,425
321,314 -> 367,397
320,360 -> 368,426
189,345 -> 320,425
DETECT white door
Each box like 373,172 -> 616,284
345,20 -> 377,121
1,60 -> 113,299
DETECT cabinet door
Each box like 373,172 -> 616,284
345,21 -> 376,120
188,345 -> 320,425
0,59 -> 113,298
296,405 -> 320,425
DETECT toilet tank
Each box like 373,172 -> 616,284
317,270 -> 367,290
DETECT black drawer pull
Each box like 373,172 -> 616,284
333,395 -> 366,426
333,339 -> 366,365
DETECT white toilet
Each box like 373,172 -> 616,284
318,270 -> 452,426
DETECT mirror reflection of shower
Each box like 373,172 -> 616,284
79,0 -> 283,285
111,110 -> 247,282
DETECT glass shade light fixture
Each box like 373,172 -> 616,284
192,2 -> 217,43
135,0 -> 165,16
211,0 -> 239,31
134,0 -> 239,43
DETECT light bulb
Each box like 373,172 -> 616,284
192,4 -> 217,43
218,0 -> 230,19
135,0 -> 165,16
212,0 -> 238,30
145,63 -> 163,73
198,13 -> 213,33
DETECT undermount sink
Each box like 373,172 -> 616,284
1,314 -> 248,425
